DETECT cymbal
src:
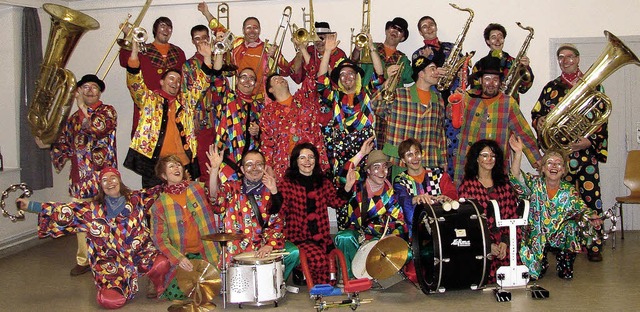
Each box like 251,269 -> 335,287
365,236 -> 409,280
201,232 -> 245,242
176,259 -> 221,306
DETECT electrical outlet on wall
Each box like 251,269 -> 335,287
637,122 -> 640,144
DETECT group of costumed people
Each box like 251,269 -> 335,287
20,2 -> 611,309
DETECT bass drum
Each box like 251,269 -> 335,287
412,199 -> 490,294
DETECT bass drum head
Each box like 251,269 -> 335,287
411,203 -> 438,294
412,201 -> 491,294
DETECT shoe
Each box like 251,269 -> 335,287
588,252 -> 603,262
70,264 -> 91,276
146,282 -> 158,299
292,268 -> 305,286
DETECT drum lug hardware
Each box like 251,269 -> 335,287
442,258 -> 450,263
475,255 -> 484,260
437,217 -> 446,222
437,287 -> 446,293
470,284 -> 478,290
469,215 -> 478,220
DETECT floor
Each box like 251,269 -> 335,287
1,232 -> 638,312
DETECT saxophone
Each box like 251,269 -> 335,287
500,22 -> 534,98
436,3 -> 474,91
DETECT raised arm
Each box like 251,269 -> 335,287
509,134 -> 524,179
318,33 -> 338,77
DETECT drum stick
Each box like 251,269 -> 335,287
381,216 -> 391,240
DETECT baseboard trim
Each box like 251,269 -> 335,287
0,229 -> 44,259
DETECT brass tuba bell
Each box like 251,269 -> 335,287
27,4 -> 100,145
539,31 -> 640,151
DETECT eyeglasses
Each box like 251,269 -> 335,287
479,152 -> 496,160
339,70 -> 356,78
297,155 -> 316,162
81,84 -> 100,92
558,55 -> 578,62
243,161 -> 264,170
238,74 -> 256,85
317,35 -> 326,41
390,25 -> 404,33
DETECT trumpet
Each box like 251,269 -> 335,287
116,0 -> 153,53
213,31 -> 235,55
352,0 -> 372,64
291,0 -> 320,44
267,6 -> 293,75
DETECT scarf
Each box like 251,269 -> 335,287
242,178 -> 265,196
236,89 -> 253,103
561,70 -> 583,87
105,196 -> 126,220
244,38 -> 263,49
157,89 -> 177,103
164,180 -> 190,195
423,38 -> 440,50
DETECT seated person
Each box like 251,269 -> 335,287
278,142 -> 354,285
509,135 -> 602,280
16,168 -> 167,309
150,155 -> 219,300
458,139 -> 524,283
393,138 -> 458,240
334,138 -> 406,278
208,146 -> 294,279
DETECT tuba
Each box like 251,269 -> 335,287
436,3 -> 474,91
27,4 -> 100,145
291,0 -> 320,44
116,0 -> 152,53
352,0 -> 372,64
539,31 -> 640,151
500,22 -> 534,98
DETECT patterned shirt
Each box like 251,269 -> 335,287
452,93 -> 541,186
51,102 -> 117,199
371,84 -> 447,168
213,180 -> 284,263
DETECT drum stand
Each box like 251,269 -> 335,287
220,241 -> 229,309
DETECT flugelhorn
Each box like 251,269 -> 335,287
27,4 -> 100,145
501,22 -> 534,98
539,31 -> 640,151
116,0 -> 153,53
381,58 -> 404,103
352,0 -> 372,64
267,6 -> 293,75
291,0 -> 320,44
436,3 -> 474,91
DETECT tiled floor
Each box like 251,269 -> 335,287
1,232 -> 638,311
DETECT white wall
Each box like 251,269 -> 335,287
1,0 -> 639,248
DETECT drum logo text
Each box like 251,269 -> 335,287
451,238 -> 471,247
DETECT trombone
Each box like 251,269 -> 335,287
291,0 -> 320,44
351,0 -> 372,64
267,6 -> 293,75
95,0 -> 152,80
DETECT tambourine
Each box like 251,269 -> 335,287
1,183 -> 33,222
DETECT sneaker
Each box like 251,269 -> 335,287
70,264 -> 91,276
292,268 -> 306,286
588,252 -> 603,262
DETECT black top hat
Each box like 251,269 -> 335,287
330,59 -> 365,84
76,74 -> 106,92
315,21 -> 333,35
470,56 -> 504,82
385,17 -> 409,42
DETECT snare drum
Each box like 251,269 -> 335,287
412,200 -> 490,294
227,252 -> 285,306
351,240 -> 377,279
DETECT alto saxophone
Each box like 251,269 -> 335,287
500,22 -> 534,98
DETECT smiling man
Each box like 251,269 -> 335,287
470,23 -> 534,102
452,56 -> 541,186
124,38 -> 214,187
120,17 -> 186,137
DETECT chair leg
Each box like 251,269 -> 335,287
619,203 -> 624,240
